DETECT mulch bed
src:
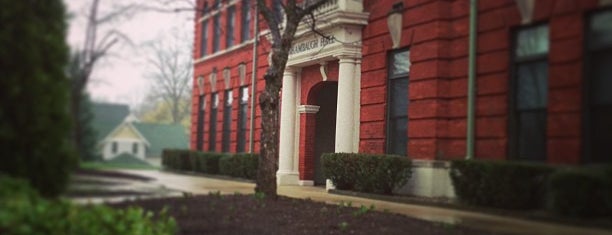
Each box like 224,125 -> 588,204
74,168 -> 153,182
111,194 -> 506,235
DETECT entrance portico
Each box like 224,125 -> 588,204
275,5 -> 368,185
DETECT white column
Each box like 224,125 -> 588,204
335,56 -> 357,153
353,59 -> 361,152
277,67 -> 299,185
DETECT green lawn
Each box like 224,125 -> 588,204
79,161 -> 160,170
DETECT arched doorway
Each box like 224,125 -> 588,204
309,82 -> 337,185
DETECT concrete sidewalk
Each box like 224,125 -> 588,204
118,170 -> 612,235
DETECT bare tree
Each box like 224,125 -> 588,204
139,0 -> 330,198
143,30 -> 193,124
68,0 -> 138,158
254,0 -> 330,198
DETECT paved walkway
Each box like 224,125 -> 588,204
118,170 -> 612,235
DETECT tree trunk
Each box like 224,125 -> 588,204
256,71 -> 282,198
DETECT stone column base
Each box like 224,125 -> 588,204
276,171 -> 299,185
325,179 -> 336,191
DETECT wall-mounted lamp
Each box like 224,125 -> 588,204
387,2 -> 404,49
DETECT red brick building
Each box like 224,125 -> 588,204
191,0 -> 612,197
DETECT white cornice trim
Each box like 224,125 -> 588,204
298,105 -> 320,114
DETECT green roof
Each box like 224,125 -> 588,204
132,122 -> 188,157
91,103 -> 130,140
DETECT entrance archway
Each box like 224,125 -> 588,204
308,82 -> 337,185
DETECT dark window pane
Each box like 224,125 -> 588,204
390,78 -> 409,117
589,10 -> 612,49
388,117 -> 408,156
516,62 -> 548,110
391,51 -> 410,76
241,0 -> 251,42
590,106 -> 612,162
196,95 -> 206,151
226,6 -> 236,47
201,20 -> 208,57
273,0 -> 283,23
591,52 -> 612,105
222,90 -> 232,152
209,93 -> 218,151
237,87 -> 248,152
515,25 -> 549,58
517,111 -> 547,161
213,15 -> 220,52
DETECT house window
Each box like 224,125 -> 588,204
237,86 -> 248,152
510,24 -> 549,161
386,49 -> 410,156
213,14 -> 220,53
585,10 -> 612,163
132,143 -> 138,154
226,6 -> 236,48
222,89 -> 233,152
213,0 -> 220,9
197,95 -> 206,151
112,142 -> 118,154
209,93 -> 219,151
241,0 -> 251,42
200,20 -> 208,57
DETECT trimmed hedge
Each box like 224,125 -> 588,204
546,166 -> 612,217
219,153 -> 259,180
322,153 -> 412,195
162,149 -> 258,180
450,160 -> 554,209
0,176 -> 176,235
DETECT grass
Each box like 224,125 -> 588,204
80,161 -> 160,170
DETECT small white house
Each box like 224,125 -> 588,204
92,103 -> 188,161
100,119 -> 150,160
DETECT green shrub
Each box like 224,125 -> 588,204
546,167 -> 612,217
0,0 -> 77,198
322,153 -> 359,190
450,160 -> 554,209
196,152 -> 223,174
323,153 -> 412,194
0,176 -> 176,235
161,149 -> 183,170
219,153 -> 259,179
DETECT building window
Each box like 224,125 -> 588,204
213,14 -> 220,53
112,142 -> 118,154
222,89 -> 233,152
200,20 -> 208,57
132,143 -> 138,154
209,93 -> 219,151
386,49 -> 410,156
241,0 -> 251,42
237,86 -> 248,152
585,10 -> 612,163
273,0 -> 283,23
226,6 -> 236,48
213,0 -> 220,9
197,95 -> 206,151
510,24 -> 549,161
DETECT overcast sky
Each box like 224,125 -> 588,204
65,0 -> 194,109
